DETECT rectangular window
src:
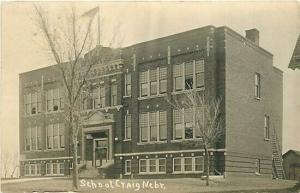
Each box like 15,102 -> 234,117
53,88 -> 59,111
159,67 -> 167,94
195,60 -> 205,88
37,126 -> 42,150
184,157 -> 193,171
25,127 -> 31,151
31,92 -> 37,114
31,127 -> 37,151
46,163 -> 51,174
173,64 -> 183,91
174,109 -> 183,139
149,159 -> 157,173
47,125 -> 53,149
111,84 -> 117,106
184,108 -> 194,139
195,107 -> 204,138
173,157 -> 204,173
125,114 -> 131,140
125,160 -> 131,174
264,115 -> 270,140
53,164 -> 58,174
195,157 -> 204,172
185,61 -> 193,89
53,123 -> 59,149
140,113 -> 148,142
150,69 -> 158,95
93,87 -> 100,109
158,159 -> 166,172
25,164 -> 41,176
140,71 -> 149,97
59,163 -> 64,174
59,89 -> 64,110
174,158 -> 182,172
100,86 -> 105,108
255,159 -> 260,173
159,111 -> 167,141
125,73 -> 131,96
37,91 -> 42,113
59,123 -> 65,148
149,112 -> 158,142
25,94 -> 31,115
139,159 -> 147,173
25,165 -> 30,175
255,73 -> 261,98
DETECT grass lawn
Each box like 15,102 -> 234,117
1,177 -> 299,193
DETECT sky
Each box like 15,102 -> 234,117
1,1 -> 300,172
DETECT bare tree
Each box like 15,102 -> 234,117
167,90 -> 224,186
33,5 -> 122,190
1,151 -> 11,178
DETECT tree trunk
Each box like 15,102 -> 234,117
10,166 -> 18,178
72,138 -> 79,190
204,144 -> 210,186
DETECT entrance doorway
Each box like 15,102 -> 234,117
93,138 -> 109,167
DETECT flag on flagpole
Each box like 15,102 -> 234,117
81,7 -> 99,18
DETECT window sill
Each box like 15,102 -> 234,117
254,97 -> 261,101
45,174 -> 64,176
25,150 -> 43,153
124,173 -> 132,176
44,148 -> 65,152
264,138 -> 270,141
172,87 -> 205,95
173,171 -> 203,174
25,174 -> 42,177
45,110 -> 64,115
138,94 -> 167,100
171,138 -> 203,143
138,172 -> 166,175
123,95 -> 131,99
123,139 -> 132,142
23,113 -> 43,117
137,141 -> 167,145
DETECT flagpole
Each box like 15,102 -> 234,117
97,6 -> 101,46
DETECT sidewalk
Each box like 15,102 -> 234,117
1,177 -> 69,184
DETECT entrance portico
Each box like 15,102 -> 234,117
81,111 -> 114,168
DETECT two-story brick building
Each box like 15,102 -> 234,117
19,25 -> 283,178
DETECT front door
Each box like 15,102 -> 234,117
93,138 -> 108,167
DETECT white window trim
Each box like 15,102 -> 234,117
139,111 -> 167,143
139,158 -> 166,174
139,67 -> 167,99
125,111 -> 131,140
173,156 -> 204,174
124,73 -> 132,97
124,160 -> 131,175
46,88 -> 64,113
264,115 -> 270,141
254,73 -> 261,99
173,108 -> 203,140
46,123 -> 65,150
45,163 -> 64,176
173,60 -> 205,93
25,126 -> 42,152
24,164 -> 41,176
24,91 -> 42,116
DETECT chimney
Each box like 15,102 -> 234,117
245,28 -> 259,46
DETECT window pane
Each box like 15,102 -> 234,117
53,164 -> 58,174
196,73 -> 204,88
185,123 -> 193,139
59,123 -> 65,148
53,124 -> 59,149
31,127 -> 37,150
195,157 -> 204,171
149,112 -> 157,141
159,159 -> 166,172
195,60 -> 204,73
149,159 -> 156,172
159,79 -> 167,94
175,77 -> 183,91
140,160 -> 147,172
46,164 -> 51,174
125,114 -> 131,139
59,163 -> 64,174
159,111 -> 167,140
141,83 -> 148,97
185,61 -> 193,75
150,81 -> 157,95
185,74 -> 193,89
125,160 -> 131,173
150,69 -> 157,81
184,158 -> 192,171
140,113 -> 148,142
175,123 -> 183,139
174,158 -> 181,172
